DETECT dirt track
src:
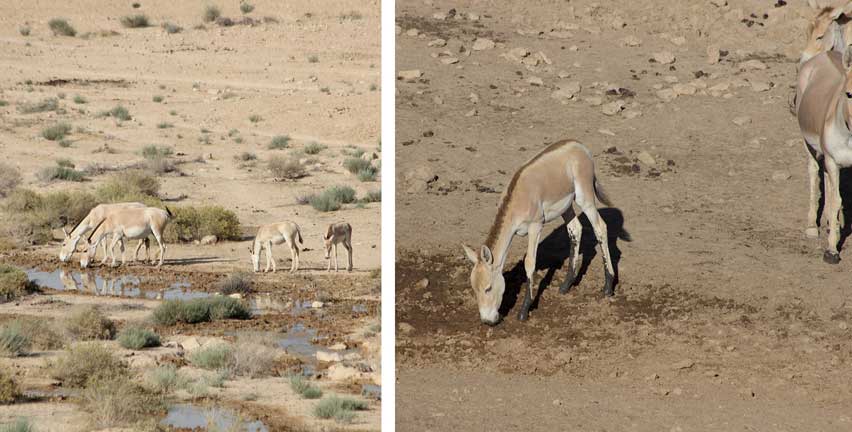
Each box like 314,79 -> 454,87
396,0 -> 852,430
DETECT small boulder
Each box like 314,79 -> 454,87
472,38 -> 495,51
200,235 -> 218,245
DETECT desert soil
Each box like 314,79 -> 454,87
0,0 -> 380,430
396,0 -> 852,431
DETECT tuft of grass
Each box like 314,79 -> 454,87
303,142 -> 326,154
313,396 -> 368,422
152,95 -> 164,103
230,338 -> 277,378
361,189 -> 381,203
307,54 -> 319,63
240,2 -> 255,13
326,185 -> 357,204
48,18 -> 76,36
96,170 -> 160,203
81,375 -> 165,428
166,205 -> 241,242
2,189 -> 100,245
216,273 -> 252,296
309,193 -> 340,212
145,365 -> 185,394
73,94 -> 87,104
152,297 -> 249,326
236,152 -> 256,162
0,163 -> 22,198
117,327 -> 160,350
156,121 -> 173,129
12,317 -> 63,350
58,139 -> 72,148
41,122 -> 72,141
357,168 -> 377,182
0,100 -> 7,107
19,26 -> 31,36
108,105 -> 131,121
188,344 -> 233,370
339,10 -> 363,20
0,322 -> 30,357
289,375 -> 323,399
50,342 -> 128,388
17,98 -> 58,114
162,22 -> 182,34
37,164 -> 85,183
203,5 -> 221,22
268,135 -> 290,149
142,145 -> 173,159
248,114 -> 262,123
0,370 -> 20,405
268,156 -> 305,180
120,14 -> 149,28
66,306 -> 116,341
0,418 -> 32,432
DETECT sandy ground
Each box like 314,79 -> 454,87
396,0 -> 852,431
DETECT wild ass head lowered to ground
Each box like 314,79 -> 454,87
462,139 -> 615,326
247,221 -> 303,273
59,202 -> 147,262
80,206 -> 172,268
323,222 -> 353,272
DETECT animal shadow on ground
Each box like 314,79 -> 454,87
165,256 -> 237,266
498,208 -> 630,318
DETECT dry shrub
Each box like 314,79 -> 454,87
0,265 -> 29,303
0,370 -> 19,404
0,163 -> 21,197
50,342 -> 128,388
65,306 -> 116,341
80,375 -> 164,428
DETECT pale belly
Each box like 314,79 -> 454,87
514,193 -> 576,237
123,225 -> 151,239
270,234 -> 287,245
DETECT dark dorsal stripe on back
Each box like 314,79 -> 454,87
484,139 -> 576,249
68,217 -> 85,237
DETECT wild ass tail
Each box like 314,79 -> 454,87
594,178 -> 613,207
164,206 -> 174,218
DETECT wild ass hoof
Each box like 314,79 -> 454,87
823,251 -> 841,264
559,274 -> 576,294
603,272 -> 615,297
517,308 -> 530,321
805,227 -> 819,238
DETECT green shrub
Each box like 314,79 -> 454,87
361,189 -> 381,203
307,54 -> 319,63
162,22 -> 182,34
145,365 -> 184,394
96,170 -> 160,202
13,317 -> 63,350
303,142 -> 326,154
141,145 -> 173,159
165,206 -> 240,242
0,265 -> 29,303
343,157 -> 371,175
37,164 -> 85,182
216,273 -> 252,295
152,95 -> 163,103
48,18 -> 76,36
0,100 -> 7,107
19,26 -> 30,36
117,327 -> 160,350
236,152 -> 256,162
309,193 -> 340,212
240,2 -> 255,14
302,386 -> 323,399
152,297 -> 249,326
290,375 -> 323,399
339,10 -> 363,20
100,105 -> 131,121
0,418 -> 32,432
268,135 -> 290,149
208,296 -> 251,320
188,344 -> 233,370
248,114 -> 262,123
73,94 -> 87,104
230,339 -> 277,378
66,306 -> 116,341
17,97 -> 58,114
0,163 -> 21,197
357,168 -> 377,182
0,322 -> 30,357
203,5 -> 221,22
268,156 -> 305,179
80,375 -> 164,428
50,343 -> 128,387
120,14 -> 149,28
326,185 -> 356,203
0,370 -> 19,405
313,396 -> 368,422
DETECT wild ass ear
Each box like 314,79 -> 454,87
62,227 -> 69,239
479,245 -> 493,266
462,244 -> 478,264
247,247 -> 253,255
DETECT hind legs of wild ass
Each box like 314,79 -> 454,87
583,204 -> 615,296
805,144 -> 821,239
559,210 -> 583,294
289,244 -> 299,273
823,157 -> 843,264
518,223 -> 543,321
265,241 -> 276,272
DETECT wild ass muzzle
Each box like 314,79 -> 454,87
323,222 -> 353,272
796,50 -> 852,263
462,139 -> 615,326
248,221 -> 303,273
60,202 -> 149,263
81,206 -> 172,268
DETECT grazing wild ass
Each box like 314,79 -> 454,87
795,50 -> 852,263
323,222 -> 353,272
248,222 -> 303,273
59,202 -> 149,263
81,206 -> 172,268
462,139 -> 614,325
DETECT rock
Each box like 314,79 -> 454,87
552,399 -> 563,406
398,322 -> 415,334
465,109 -> 477,117
739,60 -> 767,70
228,293 -> 243,299
551,81 -> 581,100
326,364 -> 362,381
441,57 -> 459,65
317,351 -> 342,362
601,100 -> 625,116
405,28 -> 419,37
710,0 -> 727,6
751,81 -> 772,92
610,16 -> 626,29
653,51 -> 676,64
469,93 -> 480,104
771,171 -> 791,181
672,359 -> 695,370
598,129 -> 616,136
656,88 -> 677,101
311,301 -> 324,308
637,151 -> 656,165
329,342 -> 348,351
707,46 -> 721,64
585,96 -> 603,106
398,70 -> 422,81
670,36 -> 686,46
416,278 -> 430,289
427,38 -> 446,47
708,82 -> 730,96
622,109 -> 642,119
432,12 -> 447,20
200,235 -> 218,245
622,35 -> 642,47
672,83 -> 696,96
433,96 -> 444,105
505,47 -> 530,62
472,38 -> 495,51
528,76 -> 544,86
537,51 -> 552,65
732,116 -> 751,126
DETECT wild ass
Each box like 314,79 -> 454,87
461,139 -> 614,325
59,202 -> 149,264
800,4 -> 852,65
81,206 -> 172,268
323,222 -> 353,272
248,222 -> 303,273
796,50 -> 852,263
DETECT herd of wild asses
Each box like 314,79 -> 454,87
461,3 -> 852,326
57,202 -> 354,272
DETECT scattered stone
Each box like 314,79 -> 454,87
398,70 -> 423,81
751,81 -> 772,92
602,100 -> 625,116
739,59 -> 767,70
311,301 -> 324,309
637,151 -> 656,165
428,38 -> 446,47
622,35 -> 642,47
707,46 -> 721,64
326,364 -> 362,381
465,109 -> 478,117
585,96 -> 603,106
672,359 -> 695,370
732,116 -> 751,126
551,81 -> 581,100
610,16 -> 626,29
528,76 -> 544,86
771,171 -> 791,181
710,0 -> 727,6
537,51 -> 552,65
441,57 -> 460,65
398,322 -> 415,334
653,51 -> 676,64
405,28 -> 419,37
505,47 -> 530,62
472,38 -> 495,51
416,278 -> 430,289
672,83 -> 697,96
656,88 -> 677,101
670,36 -> 686,46
469,93 -> 480,104
552,399 -> 563,406
598,129 -> 616,136
200,235 -> 218,245
317,351 -> 342,362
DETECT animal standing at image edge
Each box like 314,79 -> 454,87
462,139 -> 615,326
248,221 -> 303,273
323,222 -> 353,272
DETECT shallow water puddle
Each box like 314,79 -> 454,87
24,267 -> 203,300
362,384 -> 381,400
160,404 -> 268,431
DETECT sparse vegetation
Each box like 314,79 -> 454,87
152,297 -> 249,326
17,97 -> 58,114
357,168 -> 377,182
117,327 -> 160,350
48,18 -> 76,36
268,135 -> 290,149
106,105 -> 131,121
162,22 -> 182,34
50,342 -> 128,387
73,94 -> 87,104
37,162 -> 85,182
146,365 -> 185,394
289,375 -> 323,399
41,122 -> 72,141
326,185 -> 357,204
339,10 -> 363,20
0,322 -> 30,357
203,5 -> 221,22
141,145 -> 173,159
80,375 -> 164,428
166,205 -> 241,242
188,343 -> 233,370
66,306 -> 116,341
12,317 -> 63,350
0,163 -> 22,197
0,370 -> 20,405
216,273 -> 252,296
0,100 -> 7,107
156,121 -> 173,129
2,189 -> 99,244
235,152 -> 256,162
0,418 -> 32,432
120,14 -> 149,28
152,95 -> 164,103
248,114 -> 262,123
240,2 -> 255,14
19,26 -> 30,36
361,189 -> 381,203
308,193 -> 340,212
268,156 -> 305,180
313,396 -> 368,423
96,170 -> 160,203
303,142 -> 326,154
307,54 -> 319,63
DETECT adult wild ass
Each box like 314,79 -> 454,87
462,139 -> 615,325
323,222 -> 353,272
796,50 -> 852,263
81,206 -> 172,268
59,202 -> 149,264
800,4 -> 852,65
248,222 -> 303,273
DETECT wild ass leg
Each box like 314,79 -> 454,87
108,235 -> 123,267
133,239 -> 146,263
579,192 -> 615,296
289,243 -> 298,273
344,241 -> 353,271
151,229 -> 166,267
334,244 -> 340,272
518,222 -> 542,321
559,209 -> 582,294
824,157 -> 842,264
806,144 -> 821,238
268,241 -> 277,272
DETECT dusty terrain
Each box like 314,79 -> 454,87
0,0 -> 380,430
396,0 -> 852,431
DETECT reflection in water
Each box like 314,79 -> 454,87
160,404 -> 268,432
25,267 -> 202,301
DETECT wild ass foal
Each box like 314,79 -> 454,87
248,222 -> 303,272
59,202 -> 149,263
81,207 -> 172,268
323,222 -> 353,272
462,139 -> 614,325
796,50 -> 852,263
